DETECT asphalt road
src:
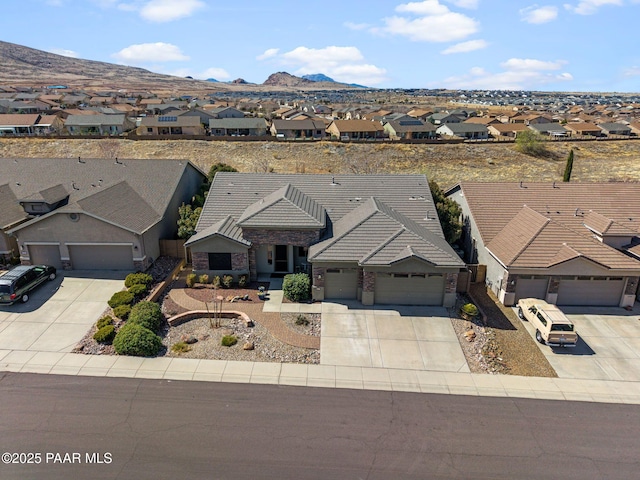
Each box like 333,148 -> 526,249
0,372 -> 638,480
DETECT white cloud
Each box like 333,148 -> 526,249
112,43 -> 190,63
139,0 -> 204,22
163,67 -> 231,80
257,45 -> 388,86
441,39 -> 488,54
445,0 -> 479,8
377,1 -> 479,42
256,48 -> 279,61
344,21 -> 371,30
440,57 -> 573,89
564,0 -> 623,15
48,48 -> 79,58
520,5 -> 558,23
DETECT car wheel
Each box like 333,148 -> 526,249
517,307 -> 524,320
21,294 -> 29,303
535,329 -> 544,344
49,273 -> 56,281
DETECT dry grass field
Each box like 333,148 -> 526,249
1,138 -> 639,188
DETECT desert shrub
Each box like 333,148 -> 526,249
212,275 -> 221,288
238,274 -> 248,288
124,272 -> 153,288
113,323 -> 162,357
221,335 -> 237,347
128,283 -> 148,297
222,275 -> 233,288
283,273 -> 311,302
461,303 -> 479,317
96,315 -> 113,330
295,314 -> 309,326
199,274 -> 209,284
128,301 -> 163,332
186,273 -> 197,288
171,341 -> 192,353
113,304 -> 131,320
108,290 -> 134,308
93,325 -> 116,343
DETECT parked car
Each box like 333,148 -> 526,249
517,298 -> 578,347
0,265 -> 57,304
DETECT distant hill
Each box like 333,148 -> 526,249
263,72 -> 314,87
302,73 -> 335,82
263,71 -> 365,89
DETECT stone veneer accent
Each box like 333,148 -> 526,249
503,273 -> 517,293
248,246 -> 258,281
312,266 -> 325,287
362,271 -> 375,292
548,276 -> 560,294
242,229 -> 321,246
192,251 -> 209,271
444,272 -> 458,294
231,252 -> 248,270
625,277 -> 639,295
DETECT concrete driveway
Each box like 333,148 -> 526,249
519,304 -> 640,381
320,301 -> 469,373
0,271 -> 124,354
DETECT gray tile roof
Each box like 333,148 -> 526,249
20,184 -> 68,204
2,158 -> 202,234
64,114 -> 127,126
185,215 -> 250,247
208,118 -> 268,130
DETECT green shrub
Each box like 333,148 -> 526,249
113,304 -> 131,320
113,323 -> 162,357
461,303 -> 479,317
199,274 -> 209,284
186,273 -> 197,288
295,314 -> 310,326
212,275 -> 221,288
222,275 -> 233,288
124,272 -> 153,288
96,315 -> 113,330
108,290 -> 134,308
221,335 -> 237,347
283,273 -> 311,302
128,283 -> 148,297
128,301 -> 163,332
93,325 -> 116,343
238,274 -> 248,288
171,341 -> 191,353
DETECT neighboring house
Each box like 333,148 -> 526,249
2,158 -> 205,271
406,108 -> 433,121
34,115 -> 64,135
137,115 -> 205,136
598,122 -> 631,136
178,107 -> 219,125
326,119 -> 386,140
65,114 -> 134,135
209,107 -> 245,119
510,114 -> 553,125
383,118 -> 437,140
428,113 -> 462,125
185,173 -> 464,307
487,123 -> 530,138
0,114 -> 41,135
447,182 -> 640,308
528,123 -> 569,137
628,122 -> 640,136
209,118 -> 269,136
564,122 -> 602,137
271,119 -> 326,140
463,116 -> 501,126
436,123 -> 489,139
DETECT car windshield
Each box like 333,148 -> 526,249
551,324 -> 574,332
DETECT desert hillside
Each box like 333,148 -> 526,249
1,138 -> 639,188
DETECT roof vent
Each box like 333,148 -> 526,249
72,182 -> 79,191
78,156 -> 85,164
330,176 -> 339,186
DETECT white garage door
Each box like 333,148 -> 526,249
375,273 -> 445,305
557,277 -> 624,306
68,245 -> 134,270
28,244 -> 62,269
515,277 -> 549,302
324,268 -> 358,299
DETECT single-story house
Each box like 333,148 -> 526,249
185,173 -> 465,307
528,123 -> 569,137
271,119 -> 326,140
65,114 -> 135,136
427,113 -> 462,125
487,123 -> 530,138
209,107 -> 245,119
137,115 -> 205,136
436,123 -> 489,139
598,122 -> 631,136
383,118 -> 437,140
510,114 -> 553,125
326,120 -> 386,140
209,118 -> 269,136
563,122 -> 603,137
447,182 -> 640,307
0,114 -> 41,135
1,158 -> 205,270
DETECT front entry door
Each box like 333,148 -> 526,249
275,245 -> 288,272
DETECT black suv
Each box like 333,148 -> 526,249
0,265 -> 57,304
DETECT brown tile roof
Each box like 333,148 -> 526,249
330,119 -> 385,133
0,114 -> 40,127
564,122 -> 601,133
487,123 -> 529,134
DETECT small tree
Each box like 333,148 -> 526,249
429,180 -> 462,244
207,162 -> 238,182
177,203 -> 202,239
563,149 -> 574,182
515,129 -> 547,157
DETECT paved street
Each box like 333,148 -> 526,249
1,373 -> 639,480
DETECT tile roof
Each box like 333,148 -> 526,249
140,115 -> 201,127
208,118 -> 268,129
329,119 -> 385,132
0,114 -> 41,127
64,114 -> 126,126
185,215 -> 250,247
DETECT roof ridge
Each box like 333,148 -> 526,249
359,227 -> 406,264
504,206 -> 551,264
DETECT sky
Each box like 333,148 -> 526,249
4,0 -> 640,92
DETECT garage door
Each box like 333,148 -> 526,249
68,245 -> 134,270
375,273 -> 444,305
28,244 -> 62,269
557,277 -> 624,306
515,277 -> 549,302
324,268 -> 358,299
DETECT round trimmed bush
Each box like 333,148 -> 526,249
93,325 -> 116,343
124,272 -> 153,288
461,303 -> 479,317
113,304 -> 131,320
128,283 -> 148,297
283,273 -> 311,302
96,315 -> 114,330
108,291 -> 134,309
221,335 -> 237,347
128,301 -> 163,332
113,323 -> 162,357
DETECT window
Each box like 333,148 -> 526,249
536,312 -> 548,327
147,127 -> 153,133
551,324 -> 574,332
208,253 -> 232,270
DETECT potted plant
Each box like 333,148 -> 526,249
257,286 -> 266,300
